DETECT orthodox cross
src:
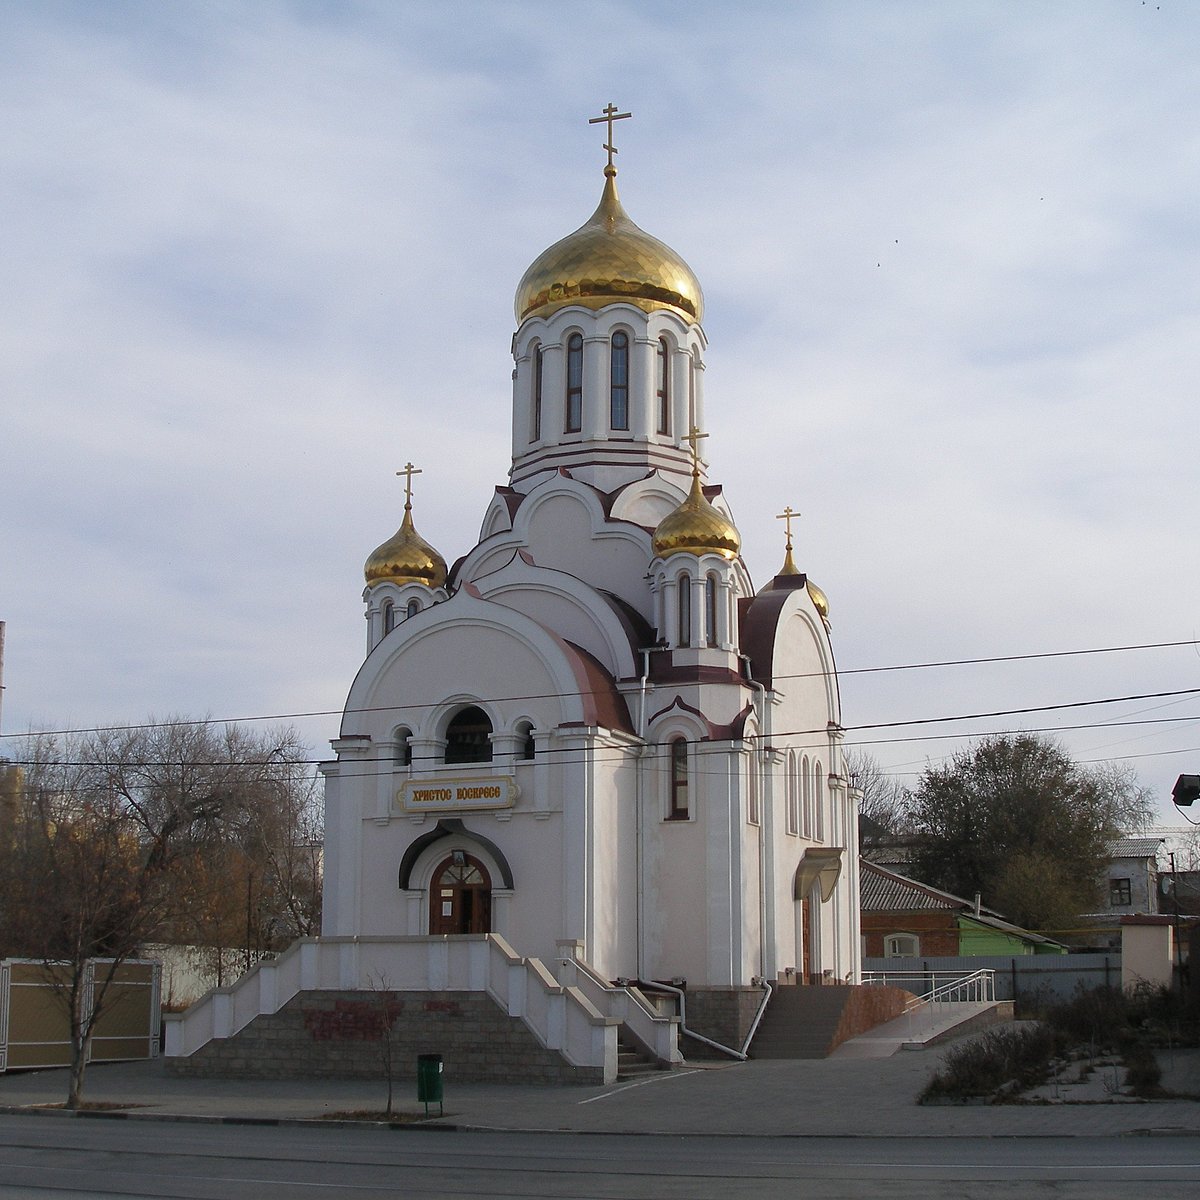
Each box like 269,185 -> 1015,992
685,425 -> 708,474
776,505 -> 800,550
589,103 -> 632,171
776,505 -> 801,574
397,462 -> 422,509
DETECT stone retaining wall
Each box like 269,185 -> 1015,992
167,990 -> 602,1085
682,986 -> 764,1057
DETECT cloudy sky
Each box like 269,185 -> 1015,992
2,1 -> 1197,825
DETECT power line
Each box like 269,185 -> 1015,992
1,637 -> 1195,743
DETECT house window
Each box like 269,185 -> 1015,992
531,344 -> 543,442
1110,877 -> 1132,907
678,574 -> 691,647
704,573 -> 718,646
565,333 -> 583,432
668,737 -> 689,819
656,337 -> 670,434
885,933 -> 919,958
445,706 -> 493,765
610,331 -> 629,430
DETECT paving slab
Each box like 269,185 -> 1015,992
2,1044 -> 1198,1139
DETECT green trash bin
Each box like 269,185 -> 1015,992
417,1053 -> 444,1114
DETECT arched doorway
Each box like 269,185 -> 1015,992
428,853 -> 492,935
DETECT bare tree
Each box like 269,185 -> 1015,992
0,719 -> 320,1108
845,747 -> 913,850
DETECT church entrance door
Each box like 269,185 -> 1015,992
800,898 -> 812,983
429,854 -> 492,935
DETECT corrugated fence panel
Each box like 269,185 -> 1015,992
862,954 -> 1119,1003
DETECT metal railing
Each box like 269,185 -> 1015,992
861,968 -> 995,1008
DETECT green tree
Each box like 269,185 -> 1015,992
908,734 -> 1153,933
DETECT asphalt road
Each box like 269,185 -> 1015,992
1,1118 -> 1198,1199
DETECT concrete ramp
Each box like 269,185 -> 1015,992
831,1000 -> 1013,1058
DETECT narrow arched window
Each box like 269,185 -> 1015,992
517,721 -> 536,760
406,598 -> 420,619
445,706 -> 493,765
814,763 -> 825,841
565,333 -> 583,433
669,737 -> 689,819
801,755 -> 812,838
382,601 -> 396,635
688,347 -> 697,431
394,727 -> 413,767
656,337 -> 670,435
610,331 -> 629,430
705,573 -> 718,647
678,573 -> 692,647
531,344 -> 543,442
787,753 -> 799,835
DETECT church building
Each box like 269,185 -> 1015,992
167,110 -> 866,1078
318,109 -> 862,1035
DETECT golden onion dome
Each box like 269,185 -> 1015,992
807,578 -> 830,620
515,167 -> 704,324
364,506 -> 447,590
652,473 -> 741,561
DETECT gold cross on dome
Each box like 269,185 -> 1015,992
588,102 -> 632,172
776,505 -> 800,549
685,425 -> 708,474
396,462 -> 422,508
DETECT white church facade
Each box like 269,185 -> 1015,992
166,113 -> 866,1078
321,121 -> 861,1007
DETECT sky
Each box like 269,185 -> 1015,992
2,0 -> 1198,827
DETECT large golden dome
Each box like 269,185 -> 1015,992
515,167 -> 703,324
364,507 -> 447,590
652,474 -> 741,561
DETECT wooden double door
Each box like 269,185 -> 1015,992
428,853 -> 492,935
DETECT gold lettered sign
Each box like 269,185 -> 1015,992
397,776 -> 518,814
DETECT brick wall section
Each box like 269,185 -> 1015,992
829,985 -> 911,1051
166,991 -> 603,1085
681,986 -> 764,1057
861,912 -> 959,957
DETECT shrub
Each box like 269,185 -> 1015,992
920,1023 -> 1059,1103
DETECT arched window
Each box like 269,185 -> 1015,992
678,573 -> 692,647
445,706 -> 493,765
801,755 -> 812,838
748,751 -> 760,825
656,337 -> 670,434
565,333 -> 583,433
531,344 -> 543,442
814,762 -> 825,841
516,720 -> 536,760
786,752 -> 799,835
382,601 -> 396,635
688,347 -> 697,430
610,331 -> 629,430
406,598 -> 421,619
669,737 -> 689,819
704,573 -> 718,647
393,726 -> 413,767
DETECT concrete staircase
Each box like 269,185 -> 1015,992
748,984 -> 913,1059
749,986 -> 851,1059
616,1032 -> 665,1080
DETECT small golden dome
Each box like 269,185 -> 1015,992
806,578 -> 830,620
364,507 -> 447,590
652,473 -> 741,561
515,168 -> 703,324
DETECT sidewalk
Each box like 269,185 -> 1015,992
2,1043 -> 1198,1139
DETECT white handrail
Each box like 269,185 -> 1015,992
861,968 -> 995,1005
